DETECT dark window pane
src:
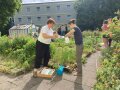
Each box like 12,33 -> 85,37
57,16 -> 61,21
18,18 -> 22,22
37,17 -> 41,21
36,7 -> 40,11
27,7 -> 30,12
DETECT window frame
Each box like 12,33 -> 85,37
36,7 -> 40,11
27,7 -> 30,12
37,17 -> 41,21
18,18 -> 22,23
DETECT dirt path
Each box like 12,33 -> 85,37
0,51 -> 101,90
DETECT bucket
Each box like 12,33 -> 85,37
56,65 -> 64,76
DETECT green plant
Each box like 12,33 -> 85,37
94,17 -> 120,90
0,31 -> 101,75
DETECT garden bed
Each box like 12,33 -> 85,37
94,17 -> 120,90
0,31 -> 101,75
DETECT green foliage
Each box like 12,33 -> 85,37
0,36 -> 12,54
50,45 -> 76,66
75,0 -> 120,30
94,47 -> 120,90
0,31 -> 101,74
0,0 -> 21,27
50,31 -> 101,68
11,37 -> 28,50
109,17 -> 120,42
0,36 -> 36,74
94,17 -> 120,90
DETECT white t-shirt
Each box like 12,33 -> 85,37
38,25 -> 54,44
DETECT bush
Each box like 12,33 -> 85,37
109,17 -> 120,43
94,48 -> 120,90
94,17 -> 120,90
0,36 -> 12,55
0,36 -> 36,74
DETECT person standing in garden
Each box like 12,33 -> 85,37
33,18 -> 58,77
65,19 -> 83,76
101,20 -> 109,48
101,20 -> 112,48
65,24 -> 68,34
57,26 -> 61,35
61,25 -> 66,36
108,18 -> 113,47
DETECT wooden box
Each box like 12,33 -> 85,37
37,67 -> 55,79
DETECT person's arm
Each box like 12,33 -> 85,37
65,29 -> 75,37
68,34 -> 74,38
42,31 -> 59,39
42,33 -> 55,39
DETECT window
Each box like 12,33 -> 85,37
99,5 -> 102,9
46,6 -> 50,11
27,7 -> 30,12
18,18 -> 22,23
67,15 -> 71,18
67,5 -> 71,8
37,17 -> 41,21
57,5 -> 60,10
27,17 -> 31,22
47,16 -> 51,19
57,16 -> 61,21
36,7 -> 40,11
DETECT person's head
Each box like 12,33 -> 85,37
61,25 -> 65,28
108,18 -> 112,24
103,20 -> 108,24
68,19 -> 76,28
47,18 -> 56,28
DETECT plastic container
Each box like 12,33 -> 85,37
65,37 -> 69,43
56,65 -> 64,76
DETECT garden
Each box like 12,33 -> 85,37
1,0 -> 120,89
0,30 -> 101,75
0,20 -> 120,90
0,17 -> 120,90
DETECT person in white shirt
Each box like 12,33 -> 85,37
33,18 -> 58,77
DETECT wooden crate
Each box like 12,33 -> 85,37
37,67 -> 55,79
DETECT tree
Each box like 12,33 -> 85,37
75,0 -> 120,30
0,0 -> 21,35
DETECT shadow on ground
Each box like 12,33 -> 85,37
23,75 -> 62,90
23,77 -> 43,90
74,76 -> 83,90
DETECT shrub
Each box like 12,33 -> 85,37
94,17 -> 120,90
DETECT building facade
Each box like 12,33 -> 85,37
14,0 -> 76,26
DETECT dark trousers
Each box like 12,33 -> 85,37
34,40 -> 50,69
108,38 -> 112,47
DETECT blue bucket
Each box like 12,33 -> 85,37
56,65 -> 64,76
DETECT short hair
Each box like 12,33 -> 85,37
68,19 -> 76,24
103,20 -> 108,24
47,18 -> 56,24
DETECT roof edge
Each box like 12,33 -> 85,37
22,0 -> 75,5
